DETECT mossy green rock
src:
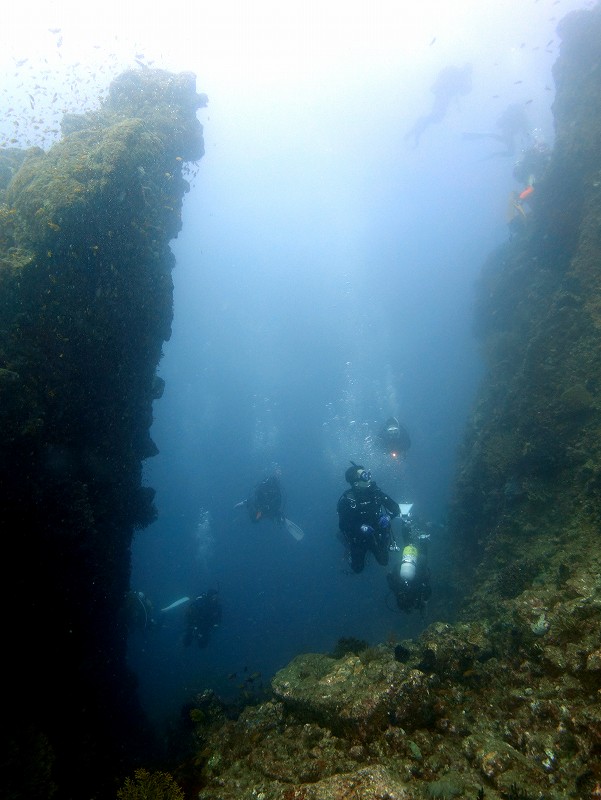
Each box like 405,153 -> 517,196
272,651 -> 436,737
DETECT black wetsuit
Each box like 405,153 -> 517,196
337,483 -> 403,573
184,592 -> 222,648
247,476 -> 285,524
380,419 -> 411,456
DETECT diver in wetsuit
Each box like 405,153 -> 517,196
405,63 -> 473,147
379,417 -> 411,459
235,474 -> 304,541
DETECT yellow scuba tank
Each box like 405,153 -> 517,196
399,544 -> 418,581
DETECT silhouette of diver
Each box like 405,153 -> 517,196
405,63 -> 473,147
462,103 -> 531,158
379,417 -> 411,459
234,474 -> 305,541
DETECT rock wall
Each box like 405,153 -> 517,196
448,3 -> 601,619
0,68 -> 205,799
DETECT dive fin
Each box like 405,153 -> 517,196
399,503 -> 413,517
160,596 -> 191,612
284,518 -> 304,541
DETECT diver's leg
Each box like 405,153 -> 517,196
372,536 -> 390,567
349,542 -> 366,573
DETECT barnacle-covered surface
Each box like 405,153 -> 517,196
0,68 -> 205,799
161,4 -> 601,800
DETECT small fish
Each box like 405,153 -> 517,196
547,40 -> 554,47
15,58 -> 28,67
48,27 -> 61,34
429,37 -> 436,46
514,80 -> 523,84
525,99 -> 533,105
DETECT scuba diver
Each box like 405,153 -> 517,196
386,504 -> 432,614
506,139 -> 552,236
123,590 -> 157,634
183,589 -> 222,649
235,473 -> 304,541
159,590 -> 223,648
462,103 -> 531,159
337,462 -> 406,573
405,63 -> 473,147
240,474 -> 284,524
379,417 -> 411,459
512,139 -> 551,195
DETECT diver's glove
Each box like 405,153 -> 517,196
360,524 -> 374,536
378,515 -> 390,528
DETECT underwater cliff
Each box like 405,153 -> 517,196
449,2 -> 601,616
0,68 -> 205,798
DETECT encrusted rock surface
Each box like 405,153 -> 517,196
184,599 -> 601,798
0,68 -> 205,799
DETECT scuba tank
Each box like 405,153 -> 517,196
399,544 -> 418,581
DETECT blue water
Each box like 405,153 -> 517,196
124,4 -> 585,726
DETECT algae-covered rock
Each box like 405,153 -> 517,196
5,70 -> 206,253
281,765 -> 410,800
0,65 -> 206,799
449,0 -> 601,624
188,609 -> 601,799
272,651 -> 437,738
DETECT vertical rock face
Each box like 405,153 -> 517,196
0,69 -> 205,799
448,4 -> 601,614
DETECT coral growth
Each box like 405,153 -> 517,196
117,769 -> 184,800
